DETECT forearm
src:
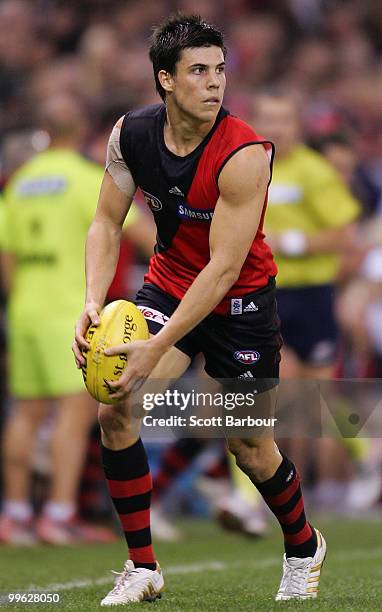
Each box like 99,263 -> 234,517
306,225 -> 355,253
153,260 -> 238,350
85,217 -> 122,306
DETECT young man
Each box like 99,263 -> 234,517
73,14 -> 326,606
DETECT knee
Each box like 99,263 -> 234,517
98,406 -> 126,434
98,404 -> 139,442
227,439 -> 267,477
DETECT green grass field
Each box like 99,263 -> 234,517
0,517 -> 381,611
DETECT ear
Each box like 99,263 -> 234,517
158,70 -> 174,95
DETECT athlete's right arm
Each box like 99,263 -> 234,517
73,118 -> 136,368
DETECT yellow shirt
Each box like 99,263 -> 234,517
3,149 -> 139,325
265,145 -> 360,287
0,193 -> 6,250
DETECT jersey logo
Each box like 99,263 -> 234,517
244,301 -> 259,312
233,350 -> 260,364
142,190 -> 163,211
177,203 -> 214,221
169,186 -> 184,196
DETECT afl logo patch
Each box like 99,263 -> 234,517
142,190 -> 163,211
234,350 -> 260,364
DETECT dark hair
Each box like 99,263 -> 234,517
149,13 -> 226,101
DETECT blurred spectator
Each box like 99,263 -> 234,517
250,90 -> 361,510
251,90 -> 360,377
0,94 -> 115,545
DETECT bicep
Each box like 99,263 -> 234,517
209,145 -> 270,268
94,170 -> 134,229
105,117 -> 136,200
94,118 -> 137,228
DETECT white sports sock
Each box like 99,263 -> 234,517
3,500 -> 33,522
43,501 -> 76,522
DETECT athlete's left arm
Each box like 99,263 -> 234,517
106,145 -> 270,396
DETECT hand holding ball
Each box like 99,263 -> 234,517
81,300 -> 149,404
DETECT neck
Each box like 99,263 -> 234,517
164,101 -> 217,157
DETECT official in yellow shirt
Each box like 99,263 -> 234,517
252,92 -> 359,376
0,95 -> 120,545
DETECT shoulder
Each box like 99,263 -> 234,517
221,113 -> 257,138
210,110 -> 273,180
295,145 -> 337,176
209,112 -> 271,184
119,104 -> 164,165
121,103 -> 164,131
77,153 -> 103,174
51,151 -> 103,182
3,155 -> 41,196
76,155 -> 104,181
218,144 -> 270,197
214,111 -> 259,147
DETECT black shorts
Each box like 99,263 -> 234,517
277,284 -> 338,366
135,279 -> 282,380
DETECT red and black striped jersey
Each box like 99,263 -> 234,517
120,103 -> 277,315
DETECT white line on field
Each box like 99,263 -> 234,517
21,547 -> 382,594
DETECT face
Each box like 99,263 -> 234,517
252,96 -> 300,157
159,45 -> 226,122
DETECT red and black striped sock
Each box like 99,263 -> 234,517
101,439 -> 156,570
255,453 -> 317,558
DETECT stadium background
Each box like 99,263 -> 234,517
0,0 -> 382,609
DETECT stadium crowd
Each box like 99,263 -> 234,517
0,0 -> 382,544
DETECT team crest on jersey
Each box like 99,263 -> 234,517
141,190 -> 163,211
233,350 -> 260,364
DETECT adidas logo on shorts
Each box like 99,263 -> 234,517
244,301 -> 258,312
238,370 -> 255,380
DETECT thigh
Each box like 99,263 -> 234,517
98,335 -> 191,422
135,283 -> 200,360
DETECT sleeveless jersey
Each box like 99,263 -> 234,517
120,103 -> 277,315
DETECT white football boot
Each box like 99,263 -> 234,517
276,529 -> 326,601
100,560 -> 164,606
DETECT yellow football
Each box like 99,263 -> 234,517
81,300 -> 149,404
